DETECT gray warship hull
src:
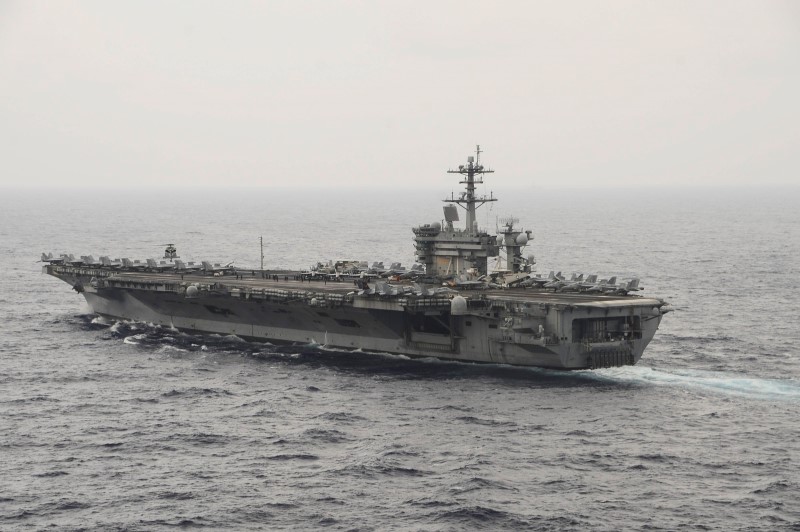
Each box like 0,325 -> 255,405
45,266 -> 666,369
43,147 -> 669,369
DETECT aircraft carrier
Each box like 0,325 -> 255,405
42,147 -> 670,369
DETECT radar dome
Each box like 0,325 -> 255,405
432,222 -> 442,231
515,233 -> 528,245
185,285 -> 199,298
451,295 -> 468,315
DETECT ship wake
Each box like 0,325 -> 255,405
583,366 -> 800,401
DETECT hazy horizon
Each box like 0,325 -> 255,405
3,183 -> 798,195
2,1 -> 798,189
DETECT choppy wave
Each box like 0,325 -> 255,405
6,188 -> 800,530
122,334 -> 145,345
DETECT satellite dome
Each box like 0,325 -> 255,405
185,285 -> 199,298
451,295 -> 468,315
515,233 -> 528,245
310,298 -> 318,307
432,222 -> 442,231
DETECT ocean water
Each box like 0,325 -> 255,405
1,186 -> 798,531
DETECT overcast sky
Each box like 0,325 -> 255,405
1,1 -> 798,188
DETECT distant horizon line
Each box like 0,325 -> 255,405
2,183 -> 799,191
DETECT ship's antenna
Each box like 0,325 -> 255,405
484,178 -> 492,228
444,144 -> 496,233
476,144 -> 481,165
260,236 -> 264,271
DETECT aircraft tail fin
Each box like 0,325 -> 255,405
373,281 -> 388,295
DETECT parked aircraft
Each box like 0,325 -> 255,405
586,276 -> 617,293
607,278 -> 642,295
520,271 -> 557,288
99,256 -> 122,268
202,261 -> 235,275
174,260 -> 201,272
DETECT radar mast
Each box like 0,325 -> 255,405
445,144 -> 497,233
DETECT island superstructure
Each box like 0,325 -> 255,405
43,147 -> 669,369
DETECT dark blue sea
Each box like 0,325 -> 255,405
1,186 -> 798,531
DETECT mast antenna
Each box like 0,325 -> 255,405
260,236 -> 264,271
444,144 -> 496,233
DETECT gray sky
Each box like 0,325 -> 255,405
1,1 -> 798,188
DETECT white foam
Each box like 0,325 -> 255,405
159,345 -> 188,353
588,366 -> 800,400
